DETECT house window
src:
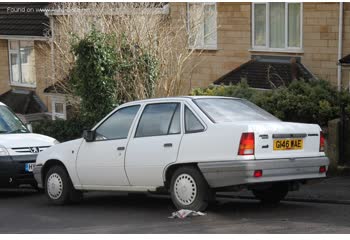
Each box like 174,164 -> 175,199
8,40 -> 36,86
51,97 -> 67,120
252,3 -> 302,50
187,2 -> 217,49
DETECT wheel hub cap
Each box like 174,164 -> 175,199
174,174 -> 197,205
47,173 -> 63,199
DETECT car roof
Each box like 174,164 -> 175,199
0,102 -> 5,106
122,96 -> 240,106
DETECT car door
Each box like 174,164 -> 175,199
125,102 -> 183,187
76,105 -> 140,189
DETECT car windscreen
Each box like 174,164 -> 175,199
194,98 -> 280,123
0,106 -> 29,134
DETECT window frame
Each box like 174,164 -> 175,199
134,102 -> 182,138
94,104 -> 141,142
251,2 -> 303,52
187,2 -> 218,50
51,96 -> 67,120
8,40 -> 36,88
184,105 -> 206,134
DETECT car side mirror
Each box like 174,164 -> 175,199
83,130 -> 95,142
26,123 -> 33,133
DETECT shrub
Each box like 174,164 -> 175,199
191,80 -> 350,127
70,29 -> 119,127
32,118 -> 87,142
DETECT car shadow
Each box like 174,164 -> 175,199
0,188 -> 39,199
72,191 -> 312,215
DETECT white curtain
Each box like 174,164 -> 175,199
254,4 -> 266,46
269,3 -> 285,48
10,53 -> 20,83
204,3 -> 217,46
20,41 -> 36,85
288,3 -> 301,48
189,3 -> 204,47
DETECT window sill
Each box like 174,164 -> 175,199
188,46 -> 219,51
10,82 -> 36,88
249,48 -> 304,54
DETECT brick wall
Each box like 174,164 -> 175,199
172,2 -> 349,89
0,39 -> 51,111
34,41 -> 51,111
171,2 -> 251,90
0,39 -> 11,94
342,3 -> 350,88
303,3 -> 340,86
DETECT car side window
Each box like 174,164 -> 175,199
185,106 -> 204,133
135,103 -> 180,137
95,105 -> 140,141
168,104 -> 181,134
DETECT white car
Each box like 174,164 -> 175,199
34,97 -> 329,210
0,102 -> 57,189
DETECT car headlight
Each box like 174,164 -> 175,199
0,147 -> 9,156
53,140 -> 60,145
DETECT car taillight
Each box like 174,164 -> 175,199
320,131 -> 325,152
254,170 -> 263,178
238,132 -> 255,155
319,166 -> 327,173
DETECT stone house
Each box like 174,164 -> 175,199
0,2 -> 349,122
174,2 -> 350,90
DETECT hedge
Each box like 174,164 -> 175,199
191,80 -> 350,127
32,118 -> 89,143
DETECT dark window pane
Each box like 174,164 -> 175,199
96,105 -> 140,140
185,106 -> 204,133
169,105 -> 181,134
136,103 -> 178,137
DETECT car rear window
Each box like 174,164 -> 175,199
194,98 -> 280,123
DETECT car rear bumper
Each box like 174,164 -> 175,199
198,156 -> 329,188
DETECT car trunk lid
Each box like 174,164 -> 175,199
247,121 -> 322,159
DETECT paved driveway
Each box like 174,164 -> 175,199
1,189 -> 350,233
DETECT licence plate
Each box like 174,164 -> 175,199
25,163 -> 35,172
273,139 -> 303,151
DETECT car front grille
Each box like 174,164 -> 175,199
11,146 -> 51,154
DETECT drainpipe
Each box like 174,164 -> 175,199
337,3 -> 345,166
49,16 -> 55,85
337,2 -> 344,92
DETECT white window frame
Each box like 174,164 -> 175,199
51,96 -> 67,120
252,2 -> 303,52
8,40 -> 37,88
187,2 -> 218,50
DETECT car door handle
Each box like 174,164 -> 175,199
163,143 -> 173,148
117,147 -> 125,151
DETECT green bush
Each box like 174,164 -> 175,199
32,118 -> 88,142
191,80 -> 350,127
70,29 -> 119,127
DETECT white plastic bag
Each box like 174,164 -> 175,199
169,209 -> 206,219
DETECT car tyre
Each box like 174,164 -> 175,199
170,166 -> 210,211
45,165 -> 82,205
252,183 -> 288,204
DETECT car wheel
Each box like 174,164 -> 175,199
170,166 -> 210,211
45,165 -> 82,205
252,183 -> 288,204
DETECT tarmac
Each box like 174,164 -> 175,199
218,176 -> 350,204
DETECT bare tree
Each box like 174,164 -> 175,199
40,2 -> 213,104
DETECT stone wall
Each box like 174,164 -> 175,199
170,2 -> 349,89
0,39 -> 11,95
303,3 -> 340,86
171,2 -> 251,89
0,39 -> 51,112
